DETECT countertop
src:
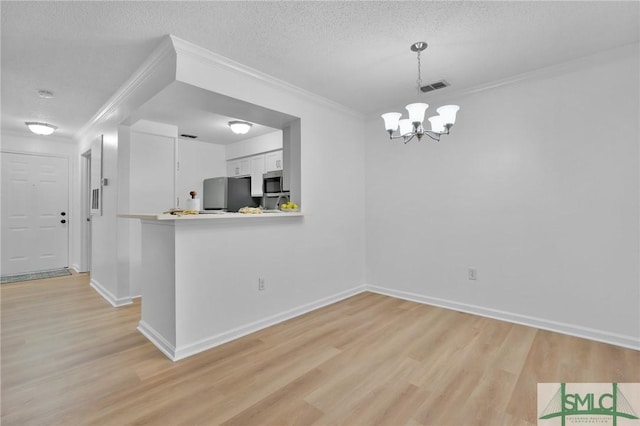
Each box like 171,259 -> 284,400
118,211 -> 304,221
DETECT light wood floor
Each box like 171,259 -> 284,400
1,273 -> 638,425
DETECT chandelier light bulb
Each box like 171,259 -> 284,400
405,103 -> 429,125
428,116 -> 446,133
398,119 -> 413,136
436,105 -> 460,125
381,112 -> 402,132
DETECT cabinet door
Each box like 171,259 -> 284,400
239,158 -> 251,176
227,160 -> 240,177
265,150 -> 283,172
250,155 -> 265,197
227,159 -> 251,177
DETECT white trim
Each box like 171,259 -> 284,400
138,282 -> 638,361
366,285 -> 640,351
90,278 -> 133,307
138,320 -> 177,361
368,42 -> 640,119
170,285 -> 366,361
170,35 -> 365,121
74,36 -> 176,142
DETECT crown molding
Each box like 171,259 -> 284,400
367,42 -> 640,120
74,36 -> 176,143
169,35 -> 365,121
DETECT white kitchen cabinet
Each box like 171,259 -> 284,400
250,155 -> 265,197
265,150 -> 283,172
227,158 -> 251,177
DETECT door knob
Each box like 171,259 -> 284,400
60,219 -> 66,224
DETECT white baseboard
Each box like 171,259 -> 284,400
366,284 -> 640,351
90,278 -> 133,308
70,264 -> 90,274
171,285 -> 367,361
138,320 -> 177,361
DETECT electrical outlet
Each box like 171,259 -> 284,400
258,277 -> 265,291
468,268 -> 477,281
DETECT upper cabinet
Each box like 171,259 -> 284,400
227,149 -> 283,197
265,150 -> 283,172
227,157 -> 251,177
227,149 -> 282,177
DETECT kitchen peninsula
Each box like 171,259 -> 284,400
123,211 -> 304,361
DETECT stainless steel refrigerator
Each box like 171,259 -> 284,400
202,177 -> 257,212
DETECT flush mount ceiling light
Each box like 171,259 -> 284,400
37,89 -> 54,99
25,122 -> 57,136
228,121 -> 252,135
381,42 -> 460,144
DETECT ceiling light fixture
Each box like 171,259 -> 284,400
37,90 -> 54,99
25,122 -> 57,136
381,42 -> 460,144
228,121 -> 252,135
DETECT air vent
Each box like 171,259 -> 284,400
180,133 -> 197,139
420,80 -> 450,93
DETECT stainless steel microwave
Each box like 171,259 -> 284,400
263,170 -> 283,194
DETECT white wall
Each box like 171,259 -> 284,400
225,130 -> 282,160
87,131 -> 125,304
0,132 -> 81,271
176,138 -> 226,208
365,44 -> 640,348
174,38 -> 367,313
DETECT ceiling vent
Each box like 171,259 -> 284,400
420,80 -> 450,93
180,133 -> 197,139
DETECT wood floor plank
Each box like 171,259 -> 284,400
2,272 -> 638,425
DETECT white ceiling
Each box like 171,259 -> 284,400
1,1 -> 638,140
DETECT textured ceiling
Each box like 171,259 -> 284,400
1,1 -> 639,140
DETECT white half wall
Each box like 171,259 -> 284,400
82,36 -> 366,334
365,44 -> 640,349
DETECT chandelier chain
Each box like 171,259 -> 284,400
416,49 -> 422,97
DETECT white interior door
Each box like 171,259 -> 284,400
1,152 -> 69,275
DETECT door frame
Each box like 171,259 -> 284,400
80,149 -> 92,272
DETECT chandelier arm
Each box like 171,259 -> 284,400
388,134 -> 407,140
389,130 -> 445,143
388,132 -> 418,143
421,131 -> 441,142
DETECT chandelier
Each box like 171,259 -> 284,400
381,42 -> 460,144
